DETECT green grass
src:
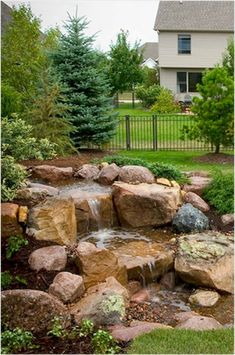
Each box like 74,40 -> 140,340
116,151 -> 233,174
114,102 -> 150,117
128,328 -> 234,354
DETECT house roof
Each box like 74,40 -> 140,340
139,42 -> 159,61
1,1 -> 12,35
154,1 -> 234,32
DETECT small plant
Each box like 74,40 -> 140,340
203,171 -> 234,214
92,329 -> 120,354
47,316 -> 67,338
151,87 -> 181,114
6,235 -> 29,259
1,271 -> 13,290
136,84 -> 161,108
79,319 -> 94,337
1,328 -> 38,354
15,275 -> 28,286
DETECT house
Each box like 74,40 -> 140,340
154,0 -> 234,102
139,42 -> 159,68
1,1 -> 12,36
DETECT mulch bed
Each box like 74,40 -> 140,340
193,153 -> 234,165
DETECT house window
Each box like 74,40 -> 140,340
177,72 -> 187,93
188,72 -> 202,92
178,34 -> 191,54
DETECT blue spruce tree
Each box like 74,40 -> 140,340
51,15 -> 117,147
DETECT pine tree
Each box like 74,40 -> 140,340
51,15 -> 117,147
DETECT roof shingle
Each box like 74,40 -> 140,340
139,42 -> 159,61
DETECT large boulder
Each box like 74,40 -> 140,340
28,246 -> 67,271
113,241 -> 174,282
27,196 -> 77,246
14,185 -> 59,207
189,290 -> 220,307
183,192 -> 210,212
172,203 -> 209,233
97,163 -> 120,185
70,277 -> 129,326
30,165 -> 73,183
75,242 -> 127,289
74,164 -> 100,180
113,182 -> 182,228
1,203 -> 23,238
1,289 -> 69,332
176,315 -> 222,330
118,165 -> 155,184
175,233 -> 234,293
49,272 -> 85,303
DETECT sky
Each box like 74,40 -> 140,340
5,0 -> 159,52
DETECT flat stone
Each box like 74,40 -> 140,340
176,315 -> 222,330
118,165 -> 155,184
183,176 -> 212,196
189,290 -> 220,307
28,246 -> 67,271
174,311 -> 200,323
1,203 -> 23,238
49,272 -> 85,303
183,192 -> 210,212
157,178 -> 171,187
30,165 -> 73,183
28,182 -> 59,195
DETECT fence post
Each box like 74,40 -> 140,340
152,115 -> 157,150
125,115 -> 131,150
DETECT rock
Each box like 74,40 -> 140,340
28,182 -> 59,195
14,187 -> 52,207
28,246 -> 67,271
1,203 -> 23,238
1,289 -> 68,332
171,180 -> 180,188
113,241 -> 174,282
70,277 -> 129,326
130,289 -> 150,303
183,192 -> 210,212
49,272 -> 85,303
113,182 -> 182,228
172,203 -> 209,233
118,165 -> 155,184
30,165 -> 73,183
159,271 -> 175,290
183,176 -> 212,196
97,163 -> 120,185
74,164 -> 100,180
127,281 -> 142,296
221,214 -> 234,226
18,206 -> 28,223
100,162 -> 109,168
109,321 -> 171,342
157,178 -> 171,187
27,196 -> 77,246
175,232 -> 234,293
75,242 -> 127,289
174,311 -> 200,323
189,290 -> 220,307
176,315 -> 222,330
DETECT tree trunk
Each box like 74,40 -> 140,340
215,143 -> 220,154
132,90 -> 135,108
116,92 -> 119,108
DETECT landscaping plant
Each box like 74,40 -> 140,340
151,87 -> 181,114
136,84 -> 161,108
1,328 -> 38,354
91,329 -> 120,354
47,316 -> 67,338
6,236 -> 29,260
1,271 -> 14,290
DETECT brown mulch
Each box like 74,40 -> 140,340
193,153 -> 234,165
20,150 -> 112,170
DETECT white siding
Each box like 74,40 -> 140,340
159,32 -> 233,68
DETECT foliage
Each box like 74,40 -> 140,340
51,15 -> 117,147
151,87 -> 181,114
128,328 -> 234,354
6,235 -> 29,260
1,328 -> 38,354
1,155 -> 28,202
1,271 -> 14,290
26,68 -> 76,155
108,30 -> 143,94
187,67 -> 234,153
15,275 -> 28,286
136,84 -> 161,108
1,83 -> 22,117
142,66 -> 159,87
222,38 -> 234,78
92,329 -> 120,354
2,115 -> 57,160
47,317 -> 67,338
203,171 -> 234,214
79,319 -> 94,337
102,155 -> 186,183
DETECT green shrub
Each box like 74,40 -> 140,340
79,319 -> 94,337
47,316 -> 67,338
1,155 -> 28,202
1,83 -> 22,117
1,271 -> 14,290
92,329 -> 120,354
6,235 -> 29,259
136,84 -> 161,108
203,171 -> 234,214
102,155 -> 186,183
1,328 -> 38,354
151,87 -> 181,114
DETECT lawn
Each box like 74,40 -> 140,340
128,328 -> 234,354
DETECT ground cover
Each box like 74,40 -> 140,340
128,328 -> 234,354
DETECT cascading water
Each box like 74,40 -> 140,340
87,198 -> 102,230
